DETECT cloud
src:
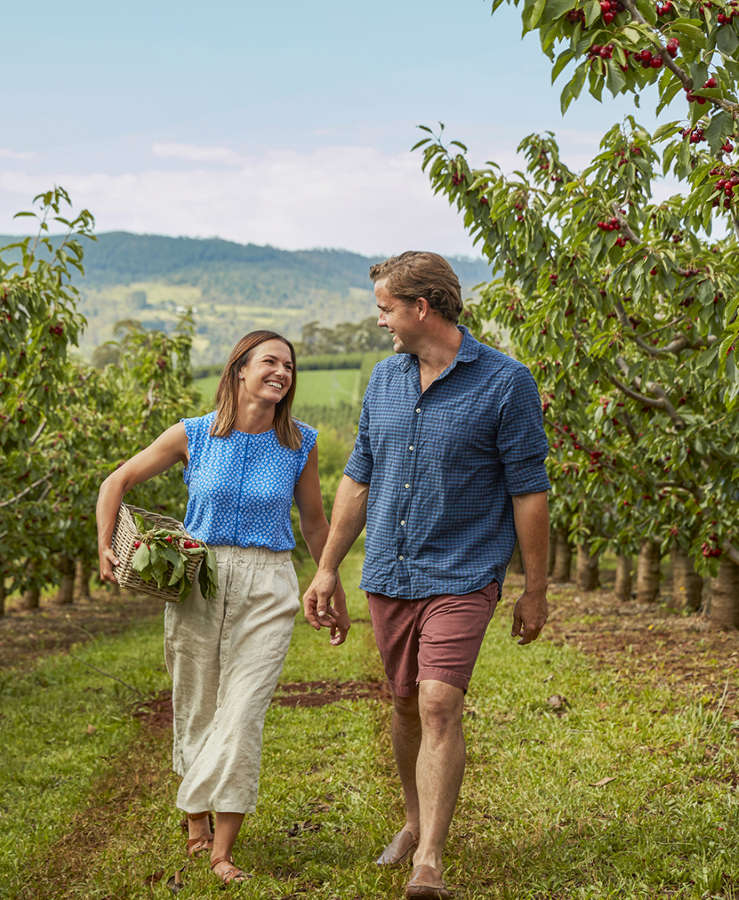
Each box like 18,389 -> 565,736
0,145 -> 487,256
0,148 -> 35,161
151,143 -> 243,165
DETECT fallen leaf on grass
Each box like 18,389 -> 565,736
590,776 -> 617,788
143,868 -> 164,885
86,723 -> 97,735
287,819 -> 322,836
547,694 -> 570,713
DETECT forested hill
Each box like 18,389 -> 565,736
0,232 -> 492,365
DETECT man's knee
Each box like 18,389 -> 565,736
392,690 -> 419,720
418,680 -> 464,734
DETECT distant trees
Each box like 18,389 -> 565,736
295,317 -> 392,356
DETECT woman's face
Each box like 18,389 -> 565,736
238,338 -> 294,405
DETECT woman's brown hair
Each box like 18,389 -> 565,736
210,330 -> 302,450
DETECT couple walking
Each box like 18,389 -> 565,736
97,251 -> 550,897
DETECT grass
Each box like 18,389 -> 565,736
193,367 -> 361,410
2,547 -> 738,898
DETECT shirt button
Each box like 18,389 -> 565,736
398,554 -> 404,561
409,445 -> 414,451
404,483 -> 410,489
415,408 -> 421,414
400,519 -> 406,526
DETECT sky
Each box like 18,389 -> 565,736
0,0 -> 662,257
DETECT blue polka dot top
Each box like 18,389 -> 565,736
181,411 -> 318,551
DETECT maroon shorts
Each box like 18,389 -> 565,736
367,581 -> 499,697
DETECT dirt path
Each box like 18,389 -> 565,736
509,573 -> 739,721
0,589 -> 162,669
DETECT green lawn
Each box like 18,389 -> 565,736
2,547 -> 738,898
193,368 -> 360,410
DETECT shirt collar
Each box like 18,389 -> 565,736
398,325 -> 480,373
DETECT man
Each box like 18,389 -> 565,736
303,251 -> 550,899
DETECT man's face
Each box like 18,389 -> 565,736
374,279 -> 421,354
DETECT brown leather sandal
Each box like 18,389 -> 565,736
179,811 -> 214,857
210,854 -> 249,884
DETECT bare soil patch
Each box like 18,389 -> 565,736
273,678 -> 391,707
0,588 -> 162,670
504,572 -> 739,721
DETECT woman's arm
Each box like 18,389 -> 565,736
293,443 -> 351,645
96,422 -> 188,583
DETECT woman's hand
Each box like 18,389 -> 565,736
327,582 -> 351,646
99,546 -> 120,583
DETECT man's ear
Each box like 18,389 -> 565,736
416,297 -> 430,321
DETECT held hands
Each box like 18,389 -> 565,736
303,568 -> 351,646
511,587 -> 548,645
99,547 -> 120,584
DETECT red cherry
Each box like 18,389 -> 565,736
133,540 -> 141,548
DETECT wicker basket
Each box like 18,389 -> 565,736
111,503 -> 201,602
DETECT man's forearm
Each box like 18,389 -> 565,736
319,475 -> 369,571
512,491 -> 549,592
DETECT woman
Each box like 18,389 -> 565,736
96,330 -> 350,885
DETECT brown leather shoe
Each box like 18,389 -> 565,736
405,864 -> 451,899
375,828 -> 418,866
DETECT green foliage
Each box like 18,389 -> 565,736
417,114 -> 738,573
0,193 -> 198,600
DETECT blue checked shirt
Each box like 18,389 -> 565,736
344,326 -> 550,599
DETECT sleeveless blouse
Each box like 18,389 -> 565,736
181,411 -> 317,551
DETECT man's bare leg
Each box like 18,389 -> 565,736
412,679 -> 465,872
392,690 -> 422,837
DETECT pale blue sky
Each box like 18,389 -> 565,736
1,0 -> 658,254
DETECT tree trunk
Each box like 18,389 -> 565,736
75,559 -> 92,601
614,555 -> 632,601
670,547 -> 703,612
508,542 -> 524,575
636,540 -> 661,603
18,586 -> 41,611
551,529 -> 573,583
708,557 -> 739,629
52,555 -> 76,605
576,542 -> 600,591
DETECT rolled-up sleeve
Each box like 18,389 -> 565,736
344,391 -> 373,484
496,365 -> 551,495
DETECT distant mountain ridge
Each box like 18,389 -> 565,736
0,232 -> 493,365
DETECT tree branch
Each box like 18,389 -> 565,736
725,543 -> 739,566
29,419 -> 46,447
0,474 -> 52,508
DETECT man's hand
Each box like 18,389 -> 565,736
511,587 -> 548,645
303,568 -> 351,645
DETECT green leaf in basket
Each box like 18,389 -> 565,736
168,554 -> 186,586
149,549 -> 170,588
131,543 -> 151,572
177,577 -> 192,603
199,546 -> 219,600
132,512 -> 148,533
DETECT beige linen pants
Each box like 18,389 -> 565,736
163,545 -> 299,814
